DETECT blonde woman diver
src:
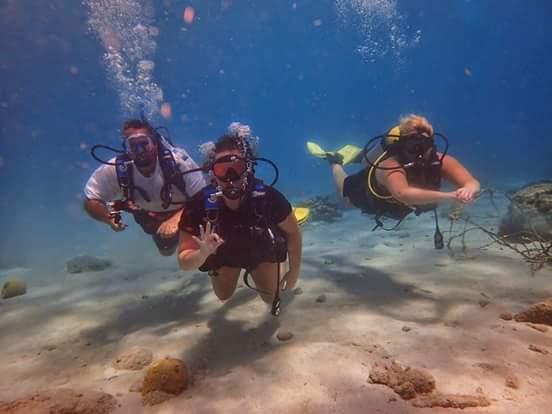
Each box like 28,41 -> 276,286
307,115 -> 480,248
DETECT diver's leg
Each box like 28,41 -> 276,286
210,267 -> 242,301
250,262 -> 286,304
331,164 -> 354,207
152,232 -> 179,256
331,164 -> 347,197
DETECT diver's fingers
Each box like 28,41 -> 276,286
208,232 -> 223,245
191,235 -> 202,246
205,221 -> 212,236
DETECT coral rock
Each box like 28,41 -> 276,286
500,312 -> 513,321
66,255 -> 112,274
1,278 -> 27,299
498,182 -> 552,241
514,299 -> 552,326
368,360 -> 435,400
141,358 -> 188,405
0,388 -> 116,414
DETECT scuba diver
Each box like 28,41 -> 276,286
83,118 -> 206,256
307,114 -> 480,249
177,123 -> 303,316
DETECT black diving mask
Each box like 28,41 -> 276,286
125,133 -> 157,167
396,134 -> 436,167
126,134 -> 155,154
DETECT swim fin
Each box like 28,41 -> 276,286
306,142 -> 329,158
335,144 -> 363,165
307,141 -> 363,166
293,207 -> 310,226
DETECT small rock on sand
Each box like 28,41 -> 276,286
66,255 -> 112,274
528,344 -> 549,355
276,331 -> 294,341
500,312 -> 513,321
401,326 -> 411,332
479,300 -> 490,308
505,374 -> 520,389
316,294 -> 327,303
293,287 -> 303,295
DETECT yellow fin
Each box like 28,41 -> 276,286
336,144 -> 363,165
293,207 -> 310,226
307,141 -> 330,158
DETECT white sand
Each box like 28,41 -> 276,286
1,195 -> 551,413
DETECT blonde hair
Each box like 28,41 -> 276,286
398,114 -> 433,137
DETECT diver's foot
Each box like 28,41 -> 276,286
326,152 -> 344,165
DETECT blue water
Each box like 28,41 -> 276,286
1,0 -> 551,267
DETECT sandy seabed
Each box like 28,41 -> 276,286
1,196 -> 551,413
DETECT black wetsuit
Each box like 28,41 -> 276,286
343,158 -> 441,220
179,185 -> 292,271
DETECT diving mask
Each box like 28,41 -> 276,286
212,154 -> 248,182
126,133 -> 156,155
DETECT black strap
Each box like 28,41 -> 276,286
158,144 -> 189,209
115,155 -> 152,203
372,210 -> 411,232
243,261 -> 281,317
433,209 -> 444,249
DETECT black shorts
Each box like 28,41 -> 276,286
343,169 -> 377,213
133,210 -> 180,255
199,232 -> 288,272
343,169 -> 416,220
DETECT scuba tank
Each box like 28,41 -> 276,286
363,125 -> 402,166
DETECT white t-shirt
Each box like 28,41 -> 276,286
84,146 -> 206,212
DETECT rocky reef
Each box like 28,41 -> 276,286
499,182 -> 552,242
295,195 -> 342,223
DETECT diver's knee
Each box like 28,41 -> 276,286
214,290 -> 234,301
158,247 -> 175,256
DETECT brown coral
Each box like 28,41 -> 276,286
368,360 -> 435,400
141,358 -> 189,405
0,388 -> 116,414
514,299 -> 552,326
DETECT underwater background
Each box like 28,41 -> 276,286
1,0 -> 551,267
